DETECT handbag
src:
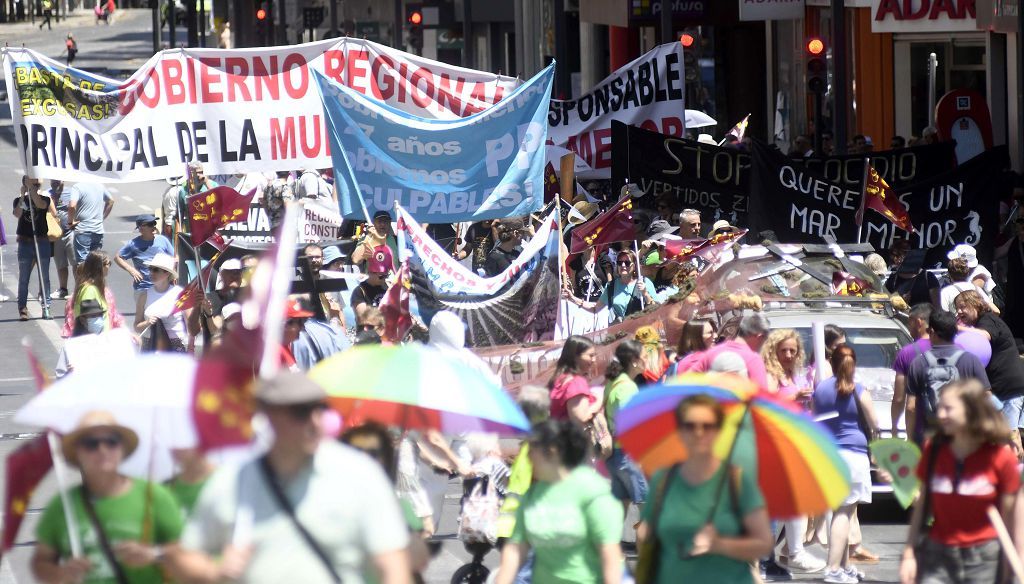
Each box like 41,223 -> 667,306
45,212 -> 62,242
259,457 -> 342,583
634,463 -> 680,584
586,411 -> 614,461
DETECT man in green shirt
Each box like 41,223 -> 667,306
32,411 -> 183,584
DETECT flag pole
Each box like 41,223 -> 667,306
24,190 -> 51,319
856,157 -> 870,244
45,431 -> 83,558
633,240 -> 645,310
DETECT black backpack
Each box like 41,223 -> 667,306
919,349 -> 964,423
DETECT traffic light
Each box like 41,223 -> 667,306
806,37 -> 827,94
406,3 -> 423,51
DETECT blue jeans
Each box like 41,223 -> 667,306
608,448 -> 649,504
1001,396 -> 1024,429
73,231 -> 103,264
17,240 -> 52,310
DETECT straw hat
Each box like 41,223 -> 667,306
570,201 -> 599,225
61,410 -> 139,467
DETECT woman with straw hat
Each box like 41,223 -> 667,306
31,411 -> 183,584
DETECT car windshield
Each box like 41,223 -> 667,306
789,327 -> 912,369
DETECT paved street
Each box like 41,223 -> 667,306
0,11 -> 908,583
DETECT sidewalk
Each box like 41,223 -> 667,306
0,8 -> 99,30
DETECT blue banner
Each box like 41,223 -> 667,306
314,64 -> 554,222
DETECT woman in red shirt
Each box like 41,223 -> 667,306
547,335 -> 598,427
899,379 -> 1018,584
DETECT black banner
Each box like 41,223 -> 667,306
748,140 -> 861,243
611,122 -> 956,228
611,121 -> 751,226
863,146 -> 1010,267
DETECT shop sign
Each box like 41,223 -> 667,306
871,0 -> 979,33
739,0 -> 805,21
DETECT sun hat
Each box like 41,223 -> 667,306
61,410 -> 139,467
256,371 -> 327,406
712,219 -> 731,232
697,134 -> 717,145
646,219 -> 678,238
145,252 -> 176,275
373,209 -> 393,221
322,245 -> 345,266
569,201 -> 599,225
947,244 -> 979,269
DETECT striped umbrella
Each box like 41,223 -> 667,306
309,344 -> 529,435
616,373 -> 851,519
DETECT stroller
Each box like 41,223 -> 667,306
450,475 -> 503,584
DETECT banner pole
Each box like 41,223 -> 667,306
856,157 -> 870,244
633,240 -> 645,310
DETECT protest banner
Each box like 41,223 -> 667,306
550,43 -> 686,174
611,123 -> 957,226
1,38 -> 519,182
218,202 -> 273,243
861,146 -> 1010,266
318,65 -> 553,222
611,121 -> 750,226
397,207 -> 561,346
748,140 -> 861,243
297,199 -> 343,243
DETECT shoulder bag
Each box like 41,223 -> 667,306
634,463 -> 680,584
45,212 -> 62,242
259,457 -> 343,584
586,409 -> 613,461
79,484 -> 130,584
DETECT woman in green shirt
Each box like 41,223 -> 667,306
32,410 -> 183,584
603,340 -> 649,512
495,419 -> 624,584
637,394 -> 773,584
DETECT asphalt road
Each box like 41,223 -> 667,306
0,11 -> 909,582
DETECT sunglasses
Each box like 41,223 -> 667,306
79,434 -> 123,451
286,402 -> 329,420
680,421 -> 720,434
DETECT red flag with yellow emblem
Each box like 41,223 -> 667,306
568,196 -> 638,254
191,357 -> 256,451
2,436 -> 52,553
543,162 -> 559,204
380,262 -> 413,342
187,186 -> 257,246
857,164 -> 915,233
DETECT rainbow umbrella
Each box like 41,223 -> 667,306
616,373 -> 851,518
308,344 -> 529,435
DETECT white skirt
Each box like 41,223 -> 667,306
840,449 -> 872,506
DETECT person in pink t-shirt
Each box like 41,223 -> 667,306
548,335 -> 599,427
677,313 -> 771,388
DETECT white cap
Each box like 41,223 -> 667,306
220,258 -> 242,271
947,244 -> 979,269
697,133 -> 717,145
221,302 -> 242,320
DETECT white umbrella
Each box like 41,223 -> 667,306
16,353 -> 199,481
686,109 -> 718,128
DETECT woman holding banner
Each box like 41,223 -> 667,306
563,250 -> 665,324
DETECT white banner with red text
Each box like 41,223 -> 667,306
3,39 -> 685,183
0,38 -> 517,183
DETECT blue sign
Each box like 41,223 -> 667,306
314,64 -> 554,222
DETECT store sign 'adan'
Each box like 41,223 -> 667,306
872,0 -> 978,32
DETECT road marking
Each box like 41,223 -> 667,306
0,377 -> 33,383
139,204 -> 152,211
0,432 -> 42,441
121,195 -> 133,201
